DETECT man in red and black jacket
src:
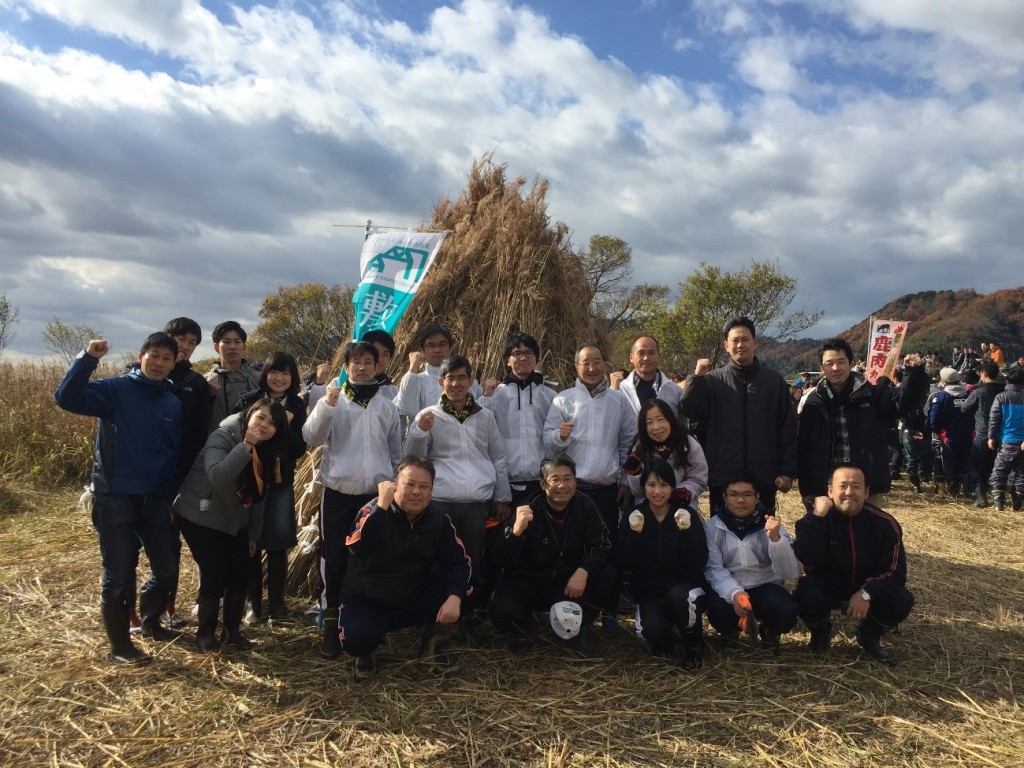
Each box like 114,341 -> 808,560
793,463 -> 914,665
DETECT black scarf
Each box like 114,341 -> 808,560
716,502 -> 767,539
374,372 -> 392,387
343,379 -> 380,408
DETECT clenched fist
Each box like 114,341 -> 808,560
674,508 -> 691,530
628,510 -> 644,532
512,505 -> 533,536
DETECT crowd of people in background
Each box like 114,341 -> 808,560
54,316 -> 1022,678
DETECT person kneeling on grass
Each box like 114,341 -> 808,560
615,459 -> 708,670
336,457 -> 471,681
488,455 -> 618,658
793,463 -> 914,665
703,474 -> 800,652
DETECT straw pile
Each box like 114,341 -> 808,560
2,479 -> 1022,766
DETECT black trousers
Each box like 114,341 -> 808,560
320,489 -> 373,610
179,517 -> 249,599
488,565 -> 620,634
634,582 -> 706,649
336,582 -> 448,657
705,582 -> 799,636
794,572 -> 914,631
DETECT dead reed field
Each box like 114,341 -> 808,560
1,478 -> 1022,768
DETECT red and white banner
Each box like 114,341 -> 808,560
866,318 -> 909,384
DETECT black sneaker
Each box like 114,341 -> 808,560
353,653 -> 375,681
807,620 -> 832,653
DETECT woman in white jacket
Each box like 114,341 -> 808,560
703,474 -> 801,650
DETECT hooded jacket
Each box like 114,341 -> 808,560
486,376 -> 556,483
703,509 -> 800,602
208,361 -> 261,433
929,383 -> 974,446
616,500 -> 707,600
55,351 -> 181,499
988,383 -> 1024,444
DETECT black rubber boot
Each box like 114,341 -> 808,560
807,618 -> 833,652
266,551 -> 289,620
856,618 -> 894,665
139,585 -> 180,641
567,624 -> 597,658
679,624 -> 704,671
993,487 -> 1006,511
221,589 -> 252,650
320,608 -> 341,658
101,602 -> 152,665
419,622 -> 461,673
1012,489 -> 1024,512
246,551 -> 263,625
196,596 -> 220,652
974,484 -> 989,508
909,474 -> 922,494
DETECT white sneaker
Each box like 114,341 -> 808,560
243,603 -> 259,626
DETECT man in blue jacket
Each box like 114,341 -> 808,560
55,333 -> 182,664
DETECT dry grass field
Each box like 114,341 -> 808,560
1,478 -> 1022,768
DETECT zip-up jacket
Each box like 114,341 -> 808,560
960,380 -> 1005,439
703,512 -> 800,602
500,493 -> 610,580
55,351 -> 181,499
615,501 -> 707,600
625,438 -> 709,506
238,388 -> 307,484
793,503 -> 907,603
989,383 -> 1024,444
682,357 -> 797,489
342,499 -> 471,606
929,384 -> 974,446
393,364 -> 481,418
303,391 -> 401,495
208,361 -> 260,433
405,405 -> 511,503
798,366 -> 928,497
543,380 -> 636,486
619,370 -> 683,416
486,378 -> 556,483
173,414 -> 264,540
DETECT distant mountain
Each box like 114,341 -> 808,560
759,287 -> 1024,377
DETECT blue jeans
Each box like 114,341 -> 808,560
91,494 -> 180,607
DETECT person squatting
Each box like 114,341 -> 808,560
56,319 -> 918,676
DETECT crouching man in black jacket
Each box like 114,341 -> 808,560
335,456 -> 472,680
489,455 -> 618,657
793,463 -> 914,665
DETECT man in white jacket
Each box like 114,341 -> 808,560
303,341 -> 402,658
704,474 -> 800,650
611,335 -> 683,416
394,324 -> 482,430
404,354 -> 512,643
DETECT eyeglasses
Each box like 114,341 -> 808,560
424,341 -> 450,350
510,349 -> 535,359
725,491 -> 757,500
444,375 -> 471,384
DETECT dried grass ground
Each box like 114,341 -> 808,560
1,479 -> 1022,768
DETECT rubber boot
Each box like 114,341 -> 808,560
679,623 -> 704,671
101,602 -> 152,665
973,483 -> 989,508
807,618 -> 833,652
934,479 -> 948,497
1012,489 -> 1024,512
221,589 -> 252,650
245,552 -> 263,625
266,551 -> 289,620
947,476 -> 962,499
909,474 -> 922,494
139,584 -> 180,641
993,487 -> 1006,511
196,596 -> 220,652
419,622 -> 461,673
320,608 -> 341,658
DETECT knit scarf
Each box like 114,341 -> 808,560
578,378 -> 608,397
717,503 -> 767,539
343,379 -> 380,409
440,392 -> 478,423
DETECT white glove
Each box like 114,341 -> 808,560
628,510 -> 644,532
674,509 -> 691,530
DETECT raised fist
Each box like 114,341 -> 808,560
609,370 -> 625,390
408,350 -> 425,373
694,359 -> 712,376
417,411 -> 435,431
512,505 -> 533,536
315,362 -> 332,385
86,339 -> 109,359
674,508 -> 691,530
628,510 -> 644,532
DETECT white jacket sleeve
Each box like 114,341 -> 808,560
302,398 -> 335,447
769,525 -> 801,581
404,409 -> 432,457
703,521 -> 746,602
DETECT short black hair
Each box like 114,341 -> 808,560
139,332 -> 178,358
417,324 -> 454,350
724,317 -> 756,339
163,317 -> 202,344
212,320 -> 247,344
342,341 -> 379,365
503,332 -> 540,359
961,369 -> 980,386
723,471 -> 760,492
819,338 -> 854,363
397,455 -> 435,483
259,351 -> 301,397
828,462 -> 868,487
979,361 -> 999,380
1006,368 -> 1024,386
440,354 -> 472,379
361,329 -> 395,357
640,457 -> 676,489
540,454 -> 576,480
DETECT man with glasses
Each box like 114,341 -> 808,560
404,354 -> 511,643
394,324 -> 481,429
611,335 -> 682,415
704,474 -> 800,651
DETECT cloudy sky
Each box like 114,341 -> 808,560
1,0 -> 1022,361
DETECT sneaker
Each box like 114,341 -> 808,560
353,653 -> 375,681
568,626 -> 597,658
420,629 -> 460,674
243,603 -> 259,626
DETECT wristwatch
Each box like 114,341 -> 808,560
859,589 -> 871,602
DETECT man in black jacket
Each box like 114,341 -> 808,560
793,464 -> 914,664
682,317 -> 798,514
335,457 -> 471,680
798,339 -> 928,505
488,455 -> 617,656
960,361 -> 1005,507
